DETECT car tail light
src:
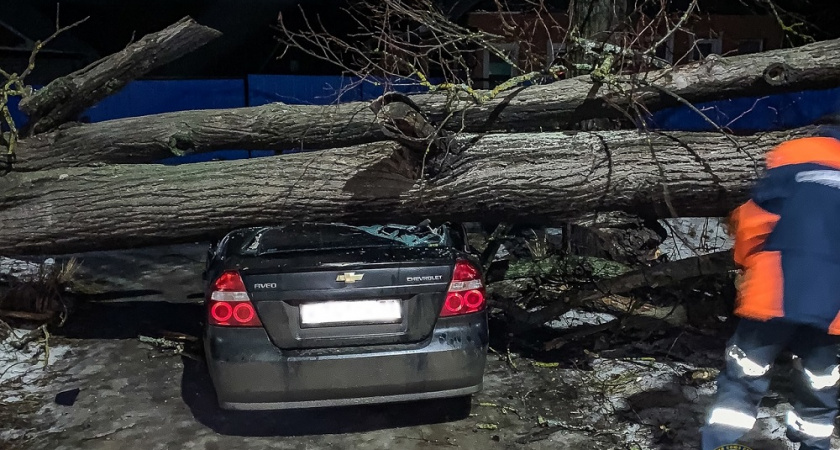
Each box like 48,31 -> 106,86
207,271 -> 262,327
440,260 -> 485,317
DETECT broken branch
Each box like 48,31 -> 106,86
18,16 -> 222,134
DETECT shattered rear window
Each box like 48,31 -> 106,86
247,223 -> 450,255
356,224 -> 449,247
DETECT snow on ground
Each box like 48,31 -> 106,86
1,243 -> 826,450
659,218 -> 732,261
0,330 -> 72,443
0,331 -> 69,387
1,331 -> 802,450
0,257 -> 55,281
581,357 -> 799,450
545,309 -> 617,330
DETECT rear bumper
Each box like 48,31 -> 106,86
204,314 -> 488,410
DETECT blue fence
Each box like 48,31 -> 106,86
248,75 -> 355,105
247,75 -> 436,106
5,94 -> 27,128
85,79 -> 246,122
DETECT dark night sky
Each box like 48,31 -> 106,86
2,0 -> 840,79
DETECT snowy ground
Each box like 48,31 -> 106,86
0,241 -> 832,450
545,309 -> 617,330
0,335 -> 70,386
0,257 -> 54,282
659,218 -> 732,261
0,333 -> 72,443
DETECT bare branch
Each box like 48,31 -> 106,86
0,15 -> 89,163
20,16 -> 90,80
643,0 -> 698,58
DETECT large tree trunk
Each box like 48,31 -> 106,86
17,17 -> 222,135
11,103 -> 382,171
0,127 -> 805,256
418,37 -> 840,131
8,37 -> 840,171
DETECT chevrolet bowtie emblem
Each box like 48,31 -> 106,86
336,272 -> 364,283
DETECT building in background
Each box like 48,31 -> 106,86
465,10 -> 784,89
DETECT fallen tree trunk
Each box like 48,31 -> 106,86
11,103 -> 381,171
416,37 -> 840,131
0,127 -> 804,255
18,17 -> 222,135
9,38 -> 840,170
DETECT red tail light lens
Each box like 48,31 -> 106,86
233,303 -> 255,323
440,260 -> 486,317
210,271 -> 250,301
463,290 -> 484,308
445,292 -> 464,312
452,261 -> 479,283
210,301 -> 233,322
208,271 -> 262,327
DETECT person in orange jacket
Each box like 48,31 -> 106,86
701,117 -> 840,450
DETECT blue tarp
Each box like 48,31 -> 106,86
648,86 -> 840,132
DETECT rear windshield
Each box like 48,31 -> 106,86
245,223 -> 451,255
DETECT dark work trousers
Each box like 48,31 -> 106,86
701,318 -> 840,450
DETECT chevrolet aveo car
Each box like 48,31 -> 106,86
201,222 -> 489,410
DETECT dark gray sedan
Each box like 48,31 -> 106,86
202,222 -> 489,410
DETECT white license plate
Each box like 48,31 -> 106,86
300,300 -> 402,325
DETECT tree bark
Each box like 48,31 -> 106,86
11,102 -> 382,172
415,37 -> 840,132
17,17 -> 222,135
9,37 -> 840,171
0,127 -> 806,256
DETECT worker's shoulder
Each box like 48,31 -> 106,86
767,136 -> 840,169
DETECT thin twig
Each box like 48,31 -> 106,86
644,0 -> 698,57
21,16 -> 90,80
